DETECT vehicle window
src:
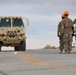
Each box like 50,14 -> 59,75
0,18 -> 11,27
12,18 -> 24,27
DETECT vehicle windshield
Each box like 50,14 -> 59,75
12,18 -> 24,27
0,18 -> 11,27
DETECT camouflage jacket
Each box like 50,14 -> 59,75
63,18 -> 73,34
57,20 -> 64,36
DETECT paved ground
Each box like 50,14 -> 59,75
0,49 -> 76,75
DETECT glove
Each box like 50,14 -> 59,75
57,33 -> 60,37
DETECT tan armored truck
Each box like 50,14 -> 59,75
0,16 -> 29,51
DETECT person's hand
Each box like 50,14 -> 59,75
57,33 -> 60,37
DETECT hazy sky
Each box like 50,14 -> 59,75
0,0 -> 76,49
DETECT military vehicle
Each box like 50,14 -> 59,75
0,16 -> 29,51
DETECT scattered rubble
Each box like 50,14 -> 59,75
44,45 -> 58,49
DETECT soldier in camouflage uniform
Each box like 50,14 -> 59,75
63,11 -> 73,53
57,14 -> 65,53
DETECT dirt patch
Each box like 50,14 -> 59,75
18,52 -> 76,70
18,53 -> 38,61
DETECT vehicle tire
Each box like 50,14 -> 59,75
14,45 -> 21,51
21,41 -> 26,51
0,46 -> 1,52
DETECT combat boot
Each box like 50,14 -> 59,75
64,50 -> 68,54
59,50 -> 63,54
68,50 -> 71,54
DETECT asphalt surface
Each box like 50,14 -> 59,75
0,49 -> 76,75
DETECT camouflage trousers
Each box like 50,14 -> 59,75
63,34 -> 72,51
59,35 -> 64,51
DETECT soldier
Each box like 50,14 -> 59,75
72,19 -> 76,37
72,19 -> 76,42
57,14 -> 65,53
63,11 -> 73,53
